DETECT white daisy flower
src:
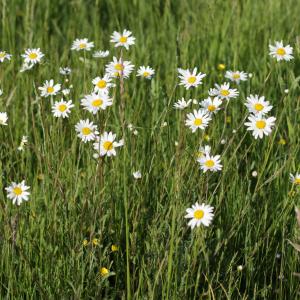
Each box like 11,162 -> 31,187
133,171 -> 142,179
200,97 -> 222,114
81,92 -> 113,114
5,180 -> 30,206
52,99 -> 74,118
269,41 -> 293,61
185,203 -> 214,229
244,114 -> 276,139
0,112 -> 8,125
225,70 -> 248,84
38,79 -> 61,97
174,98 -> 192,110
93,50 -> 110,58
71,38 -> 94,51
245,95 -> 273,115
17,136 -> 28,151
185,109 -> 211,132
59,67 -> 72,75
92,74 -> 115,93
105,56 -> 134,78
290,173 -> 300,185
110,29 -> 135,50
197,154 -> 222,173
178,67 -> 206,89
0,50 -> 12,62
21,48 -> 44,65
209,82 -> 239,100
93,131 -> 124,157
75,119 -> 99,143
136,66 -> 155,79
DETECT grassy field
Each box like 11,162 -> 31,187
1,0 -> 300,298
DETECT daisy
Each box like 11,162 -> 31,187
38,80 -> 61,97
92,74 -> 115,93
75,119 -> 99,143
59,67 -> 72,75
20,62 -> 35,72
245,95 -> 273,115
52,99 -> 74,118
133,171 -> 142,179
225,70 -> 248,84
0,50 -> 12,62
269,41 -> 293,61
185,109 -> 211,132
21,48 -> 44,65
136,66 -> 155,79
197,154 -> 222,172
81,92 -> 113,114
185,203 -> 214,229
244,114 -> 276,139
110,29 -> 135,50
0,112 -> 8,125
177,68 -> 206,89
200,97 -> 222,114
105,56 -> 134,78
5,180 -> 30,205
209,83 -> 239,100
174,98 -> 192,110
93,131 -> 124,157
93,50 -> 110,58
71,38 -> 94,51
290,173 -> 300,185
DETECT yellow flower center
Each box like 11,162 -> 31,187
103,141 -> 113,151
194,118 -> 202,126
208,105 -> 216,112
79,43 -> 86,49
97,80 -> 107,89
47,86 -> 54,94
295,178 -> 300,185
82,127 -> 92,135
233,73 -> 240,79
119,36 -> 128,43
256,120 -> 266,129
13,187 -> 22,196
29,52 -> 37,59
220,89 -> 230,96
254,103 -> 264,111
276,48 -> 286,56
0,52 -> 6,58
92,99 -> 103,107
143,71 -> 150,77
58,104 -> 67,112
194,209 -> 204,220
115,63 -> 124,71
205,160 -> 215,168
188,76 -> 196,84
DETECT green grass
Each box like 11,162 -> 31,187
1,0 -> 300,298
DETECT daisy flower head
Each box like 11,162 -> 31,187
245,94 -> 273,115
174,98 -> 192,110
38,80 -> 61,97
185,203 -> 214,229
209,82 -> 239,101
244,114 -> 276,139
110,29 -> 135,50
75,119 -> 99,143
93,50 -> 110,58
81,92 -> 113,114
92,74 -> 115,93
5,180 -> 30,206
93,131 -> 124,158
185,109 -> 211,132
0,50 -> 12,62
52,99 -> 74,118
105,56 -> 134,78
225,70 -> 248,84
59,67 -> 72,76
269,41 -> 293,61
21,48 -> 44,65
177,67 -> 206,89
197,153 -> 222,173
137,66 -> 155,79
200,97 -> 222,114
290,173 -> 300,185
71,38 -> 94,51
0,112 -> 8,125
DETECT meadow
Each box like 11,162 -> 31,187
0,0 -> 300,298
